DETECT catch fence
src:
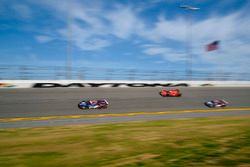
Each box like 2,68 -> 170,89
1,65 -> 249,81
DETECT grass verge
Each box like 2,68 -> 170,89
0,115 -> 250,167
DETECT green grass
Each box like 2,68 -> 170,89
0,115 -> 250,167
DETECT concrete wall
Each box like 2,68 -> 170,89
1,80 -> 250,88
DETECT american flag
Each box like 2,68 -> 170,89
206,41 -> 219,51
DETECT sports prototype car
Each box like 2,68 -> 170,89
78,99 -> 109,110
204,99 -> 228,108
159,89 -> 182,97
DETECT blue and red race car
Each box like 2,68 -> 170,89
78,99 -> 109,110
204,99 -> 228,108
159,89 -> 182,97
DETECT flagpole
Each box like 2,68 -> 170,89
217,42 -> 224,80
206,40 -> 220,80
214,42 -> 222,80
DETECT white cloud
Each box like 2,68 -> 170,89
35,35 -> 54,43
143,45 -> 185,62
200,40 -> 250,72
139,16 -> 186,42
76,38 -> 111,51
192,11 -> 245,43
140,6 -> 250,73
25,0 -> 250,73
33,0 -> 112,50
105,7 -> 142,39
12,4 -> 32,19
58,22 -> 111,51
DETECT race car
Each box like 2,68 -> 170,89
204,99 -> 228,108
159,89 -> 182,97
78,99 -> 109,110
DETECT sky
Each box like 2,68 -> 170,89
0,0 -> 250,76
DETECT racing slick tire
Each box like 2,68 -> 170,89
78,101 -> 88,110
98,106 -> 108,109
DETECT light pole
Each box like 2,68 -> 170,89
66,3 -> 73,80
180,5 -> 200,80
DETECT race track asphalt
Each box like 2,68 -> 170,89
0,87 -> 250,128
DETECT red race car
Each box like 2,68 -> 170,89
159,89 -> 182,97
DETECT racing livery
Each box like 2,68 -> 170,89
204,99 -> 228,108
78,99 -> 109,110
159,89 -> 182,97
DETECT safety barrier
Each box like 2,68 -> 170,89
1,80 -> 250,88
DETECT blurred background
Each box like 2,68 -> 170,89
1,0 -> 250,81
